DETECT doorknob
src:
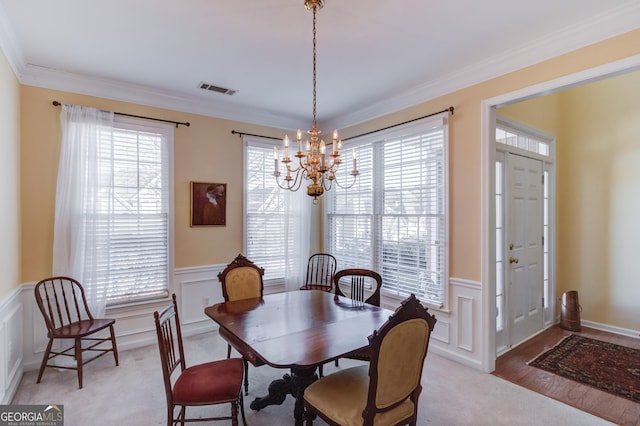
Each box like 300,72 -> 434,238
509,256 -> 519,264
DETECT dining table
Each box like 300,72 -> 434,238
204,289 -> 393,425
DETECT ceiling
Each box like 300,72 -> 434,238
1,1 -> 639,131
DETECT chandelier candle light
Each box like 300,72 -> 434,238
273,0 -> 358,203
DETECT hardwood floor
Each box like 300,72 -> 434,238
493,325 -> 640,426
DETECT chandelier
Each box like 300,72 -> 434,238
273,0 -> 358,203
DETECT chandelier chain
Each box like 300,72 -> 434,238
312,5 -> 317,130
272,0 -> 359,201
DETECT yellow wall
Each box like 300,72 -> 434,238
560,72 -> 640,329
15,29 -> 640,332
498,93 -> 563,136
0,49 -> 20,299
341,29 -> 640,284
498,71 -> 640,331
19,87 -> 286,282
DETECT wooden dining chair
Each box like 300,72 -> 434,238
303,294 -> 437,426
330,268 -> 383,371
154,294 -> 246,426
300,253 -> 337,292
333,268 -> 382,307
34,276 -> 119,389
217,253 -> 265,394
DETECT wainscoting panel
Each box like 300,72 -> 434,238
3,272 -> 487,403
431,316 -> 450,345
178,276 -> 224,325
0,287 -> 23,404
428,278 -> 483,370
456,295 -> 474,352
19,264 -> 226,374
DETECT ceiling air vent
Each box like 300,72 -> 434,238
199,82 -> 237,96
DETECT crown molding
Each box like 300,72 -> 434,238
19,64 -> 300,130
2,2 -> 639,131
322,2 -> 640,130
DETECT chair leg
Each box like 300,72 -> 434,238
166,404 -> 173,426
75,338 -> 83,389
242,358 -> 249,395
36,338 -> 54,384
109,324 -> 120,366
303,406 -> 315,425
239,393 -> 247,426
318,363 -> 323,378
227,343 -> 232,359
231,400 -> 239,426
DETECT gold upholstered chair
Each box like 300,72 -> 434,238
217,253 -> 265,394
218,253 -> 264,303
303,294 -> 437,426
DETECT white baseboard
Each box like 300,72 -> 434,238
581,319 -> 640,339
429,343 -> 484,371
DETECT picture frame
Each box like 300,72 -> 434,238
190,181 -> 226,226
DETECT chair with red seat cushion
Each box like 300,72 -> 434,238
154,293 -> 246,426
34,276 -> 119,389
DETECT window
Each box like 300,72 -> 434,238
495,157 -> 505,332
326,114 -> 449,307
99,118 -> 173,305
244,137 -> 309,287
496,122 -> 550,156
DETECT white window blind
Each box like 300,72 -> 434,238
327,114 -> 449,306
98,119 -> 172,305
244,138 -> 291,283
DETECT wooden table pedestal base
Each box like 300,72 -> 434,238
250,366 -> 318,426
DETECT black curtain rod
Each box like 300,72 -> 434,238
343,106 -> 453,141
231,106 -> 453,142
52,101 -> 190,128
230,130 -> 282,141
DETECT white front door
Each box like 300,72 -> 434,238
507,153 -> 544,345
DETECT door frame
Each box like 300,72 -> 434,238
495,119 -> 555,354
480,54 -> 640,373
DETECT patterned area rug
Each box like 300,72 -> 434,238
528,334 -> 640,402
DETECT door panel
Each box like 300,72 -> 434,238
507,153 -> 544,345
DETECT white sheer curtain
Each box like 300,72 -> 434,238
284,188 -> 310,292
53,104 -> 114,317
244,136 -> 311,291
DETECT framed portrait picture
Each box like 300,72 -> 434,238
190,181 -> 226,226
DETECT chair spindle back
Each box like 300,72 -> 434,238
154,294 -> 186,390
303,253 -> 337,291
35,276 -> 93,333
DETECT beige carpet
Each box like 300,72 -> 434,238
12,332 -> 614,426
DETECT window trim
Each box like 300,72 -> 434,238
324,113 -> 450,310
105,116 -> 175,306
